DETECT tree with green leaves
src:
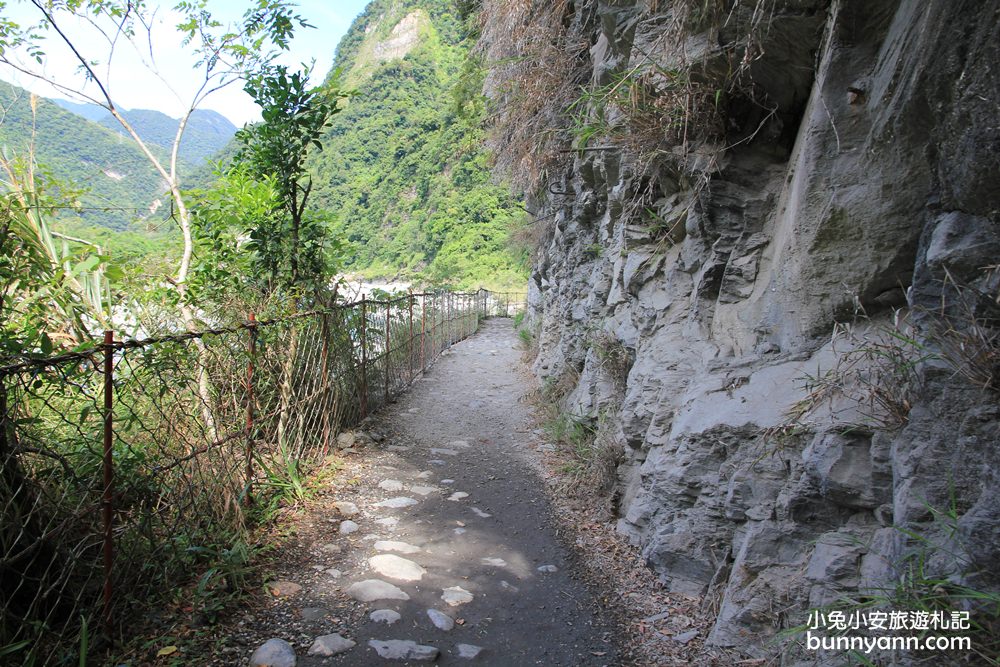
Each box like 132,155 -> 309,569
235,64 -> 342,294
0,0 -> 322,445
0,0 -> 312,329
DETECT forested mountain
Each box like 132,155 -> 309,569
54,100 -> 238,165
96,108 -> 237,164
0,81 -> 166,230
308,0 -> 528,289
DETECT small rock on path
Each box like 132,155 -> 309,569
345,579 -> 410,602
368,639 -> 440,662
373,496 -> 418,509
441,586 -> 473,607
370,609 -> 401,625
249,639 -> 296,667
426,608 -> 455,631
307,633 -> 355,657
368,554 -> 426,582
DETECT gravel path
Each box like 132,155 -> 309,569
235,318 -> 619,666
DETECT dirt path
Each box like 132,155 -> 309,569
223,319 -> 620,666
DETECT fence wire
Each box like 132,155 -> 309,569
0,290 -> 525,665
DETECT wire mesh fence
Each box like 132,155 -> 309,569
0,289 -> 525,665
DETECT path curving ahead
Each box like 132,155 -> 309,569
237,319 -> 619,666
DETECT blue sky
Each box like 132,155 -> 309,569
0,0 -> 371,126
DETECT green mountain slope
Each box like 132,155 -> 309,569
96,108 -> 237,165
0,81 -> 166,230
53,99 -> 237,166
309,0 -> 527,290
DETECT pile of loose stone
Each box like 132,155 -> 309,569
247,433 -> 555,665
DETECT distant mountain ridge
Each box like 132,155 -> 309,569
0,82 -> 167,230
52,99 -> 237,164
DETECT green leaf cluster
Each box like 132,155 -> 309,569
235,64 -> 345,293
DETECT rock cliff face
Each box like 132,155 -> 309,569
500,0 -> 1000,659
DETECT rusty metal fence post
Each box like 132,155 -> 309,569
384,300 -> 391,405
420,294 -> 427,372
101,329 -> 114,643
408,293 -> 414,382
320,313 -> 331,456
360,297 -> 368,420
245,313 -> 257,505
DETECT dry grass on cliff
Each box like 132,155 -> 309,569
478,0 -> 777,263
477,0 -> 587,194
929,268 -> 1000,393
757,312 -> 930,462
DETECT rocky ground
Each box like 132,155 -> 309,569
165,318 -> 738,666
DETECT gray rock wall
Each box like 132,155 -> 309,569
517,0 -> 1000,659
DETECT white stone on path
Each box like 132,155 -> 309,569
370,609 -> 402,625
672,629 -> 699,644
376,517 -> 399,527
427,608 -> 454,631
267,581 -> 302,597
456,643 -> 484,659
339,520 -> 360,534
428,459 -> 447,466
500,580 -> 519,593
374,540 -> 422,554
416,470 -> 434,479
441,479 -> 455,485
447,492 -> 469,501
346,579 -> 410,602
249,638 -> 296,667
307,633 -> 355,657
430,448 -> 459,456
447,440 -> 471,449
325,568 -> 342,578
369,554 -> 426,582
374,497 -> 418,509
481,557 -> 507,567
453,528 -> 466,535
379,479 -> 405,492
368,639 -> 439,662
332,501 -> 359,516
537,565 -> 558,573
441,586 -> 474,606
409,485 -> 439,496
471,507 -> 491,518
